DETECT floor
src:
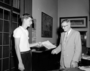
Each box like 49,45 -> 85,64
33,70 -> 60,71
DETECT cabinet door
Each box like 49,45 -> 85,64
0,8 -> 10,71
0,7 -> 20,71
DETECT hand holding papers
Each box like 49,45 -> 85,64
51,45 -> 61,54
30,42 -> 43,47
37,42 -> 43,47
51,49 -> 58,54
42,40 -> 56,49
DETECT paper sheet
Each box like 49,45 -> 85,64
42,40 -> 56,49
79,66 -> 90,71
82,54 -> 90,60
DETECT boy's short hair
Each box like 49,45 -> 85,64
21,13 -> 33,21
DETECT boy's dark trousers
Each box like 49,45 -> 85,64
21,50 -> 32,71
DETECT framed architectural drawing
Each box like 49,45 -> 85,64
60,16 -> 87,28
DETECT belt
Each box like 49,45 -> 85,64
21,50 -> 30,54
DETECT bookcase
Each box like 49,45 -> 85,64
0,0 -> 20,71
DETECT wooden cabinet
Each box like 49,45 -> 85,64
32,47 -> 60,71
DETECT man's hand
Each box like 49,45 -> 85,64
18,62 -> 25,71
70,61 -> 78,68
37,42 -> 43,47
51,49 -> 58,54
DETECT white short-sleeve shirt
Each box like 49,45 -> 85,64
13,26 -> 30,52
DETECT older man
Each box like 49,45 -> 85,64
51,19 -> 82,69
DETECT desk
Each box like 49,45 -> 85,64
31,47 -> 60,71
79,54 -> 90,66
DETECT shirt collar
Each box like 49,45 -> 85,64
65,28 -> 72,36
68,29 -> 72,35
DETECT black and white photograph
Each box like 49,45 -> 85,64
0,0 -> 90,71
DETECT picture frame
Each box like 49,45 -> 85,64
41,12 -> 53,37
60,16 -> 87,28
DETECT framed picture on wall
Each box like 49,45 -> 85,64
60,16 -> 87,28
41,12 -> 53,37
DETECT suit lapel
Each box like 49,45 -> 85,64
62,32 -> 65,42
66,29 -> 74,43
62,29 -> 74,45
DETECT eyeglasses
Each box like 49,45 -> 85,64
62,25 -> 68,28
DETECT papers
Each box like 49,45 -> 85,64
82,54 -> 90,60
79,66 -> 90,71
42,40 -> 56,49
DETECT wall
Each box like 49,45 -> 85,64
20,0 -> 32,43
89,1 -> 90,47
20,0 -> 24,16
32,0 -> 58,44
58,0 -> 90,47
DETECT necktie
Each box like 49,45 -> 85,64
64,32 -> 68,42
